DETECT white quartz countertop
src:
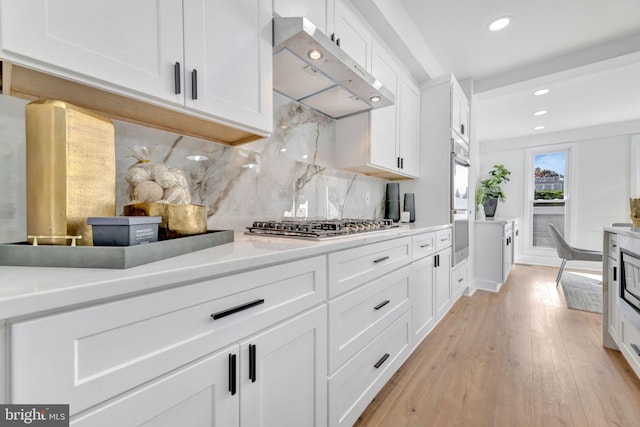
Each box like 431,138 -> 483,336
0,222 -> 449,320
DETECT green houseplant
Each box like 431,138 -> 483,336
479,164 -> 511,218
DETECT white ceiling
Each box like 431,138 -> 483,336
398,0 -> 640,142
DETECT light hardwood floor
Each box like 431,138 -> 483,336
355,264 -> 640,427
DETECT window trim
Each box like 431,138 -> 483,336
524,145 -> 572,256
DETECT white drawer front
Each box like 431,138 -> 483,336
328,237 -> 412,298
435,228 -> 452,252
412,232 -> 435,260
329,309 -> 411,427
328,265 -> 410,373
452,260 -> 468,294
11,256 -> 326,415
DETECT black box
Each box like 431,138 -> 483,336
88,216 -> 162,246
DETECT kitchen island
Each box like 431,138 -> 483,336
0,222 -> 459,427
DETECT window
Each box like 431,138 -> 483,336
526,148 -> 570,250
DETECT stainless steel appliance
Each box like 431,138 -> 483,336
451,139 -> 470,264
273,17 -> 394,119
246,218 -> 397,240
621,247 -> 640,313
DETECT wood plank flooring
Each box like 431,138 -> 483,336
355,264 -> 640,427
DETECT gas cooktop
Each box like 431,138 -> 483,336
245,218 -> 398,240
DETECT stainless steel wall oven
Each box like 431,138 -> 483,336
451,139 -> 470,265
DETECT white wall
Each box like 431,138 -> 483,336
479,129 -> 632,269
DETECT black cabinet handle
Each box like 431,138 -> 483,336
211,299 -> 265,320
249,344 -> 256,383
374,353 -> 390,369
631,343 -> 640,357
228,353 -> 237,395
191,69 -> 198,100
336,38 -> 340,47
613,266 -> 617,282
330,33 -> 335,42
458,278 -> 464,283
174,62 -> 181,94
373,256 -> 390,264
397,156 -> 401,168
516,230 -> 519,236
400,158 -> 404,169
420,243 -> 432,248
461,123 -> 465,135
434,254 -> 439,267
374,300 -> 390,310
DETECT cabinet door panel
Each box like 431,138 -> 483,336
333,0 -> 371,71
411,256 -> 435,346
0,0 -> 184,104
183,0 -> 272,132
72,345 -> 239,427
369,43 -> 399,171
435,249 -> 452,321
240,306 -> 327,427
399,78 -> 420,177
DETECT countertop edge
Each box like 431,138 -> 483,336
0,223 -> 450,320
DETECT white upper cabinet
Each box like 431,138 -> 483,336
451,78 -> 470,142
273,0 -> 334,34
399,77 -> 420,177
369,43 -> 400,172
0,0 -> 184,105
335,42 -> 419,180
183,0 -> 272,132
333,0 -> 372,72
0,0 -> 272,135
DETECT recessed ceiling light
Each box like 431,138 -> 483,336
533,110 -> 547,116
534,125 -> 545,130
369,96 -> 381,103
488,16 -> 511,31
280,147 -> 287,152
534,89 -> 549,96
307,49 -> 322,60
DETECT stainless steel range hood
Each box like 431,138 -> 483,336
273,17 -> 394,119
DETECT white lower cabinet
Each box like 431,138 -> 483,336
72,344 -> 239,427
451,258 -> 468,302
329,309 -> 411,427
435,248 -> 452,322
240,305 -> 327,427
411,255 -> 436,347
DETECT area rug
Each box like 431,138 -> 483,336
560,272 -> 603,314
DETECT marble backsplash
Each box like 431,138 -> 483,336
0,93 -> 387,242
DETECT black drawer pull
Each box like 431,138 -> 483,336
191,69 -> 198,100
419,243 -> 432,248
336,37 -> 340,47
373,256 -> 390,264
631,343 -> 640,357
174,62 -> 181,94
211,299 -> 265,320
613,266 -> 617,282
249,344 -> 257,383
228,353 -> 237,395
374,300 -> 390,311
458,278 -> 464,283
374,353 -> 390,369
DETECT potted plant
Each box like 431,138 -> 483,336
479,164 -> 511,218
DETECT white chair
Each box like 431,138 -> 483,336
547,223 -> 603,286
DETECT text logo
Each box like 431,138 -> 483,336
0,405 -> 68,427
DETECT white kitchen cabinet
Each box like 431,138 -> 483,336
0,0 -> 272,135
474,220 -> 514,292
328,265 -> 411,372
329,309 -> 411,427
435,245 -> 452,322
240,305 -> 327,427
411,254 -> 436,347
10,256 -> 326,416
608,233 -> 620,343
72,345 -> 239,427
399,76 -> 421,177
333,0 -> 372,72
451,258 -> 468,302
273,0 -> 334,34
451,78 -> 470,143
402,74 -> 469,225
